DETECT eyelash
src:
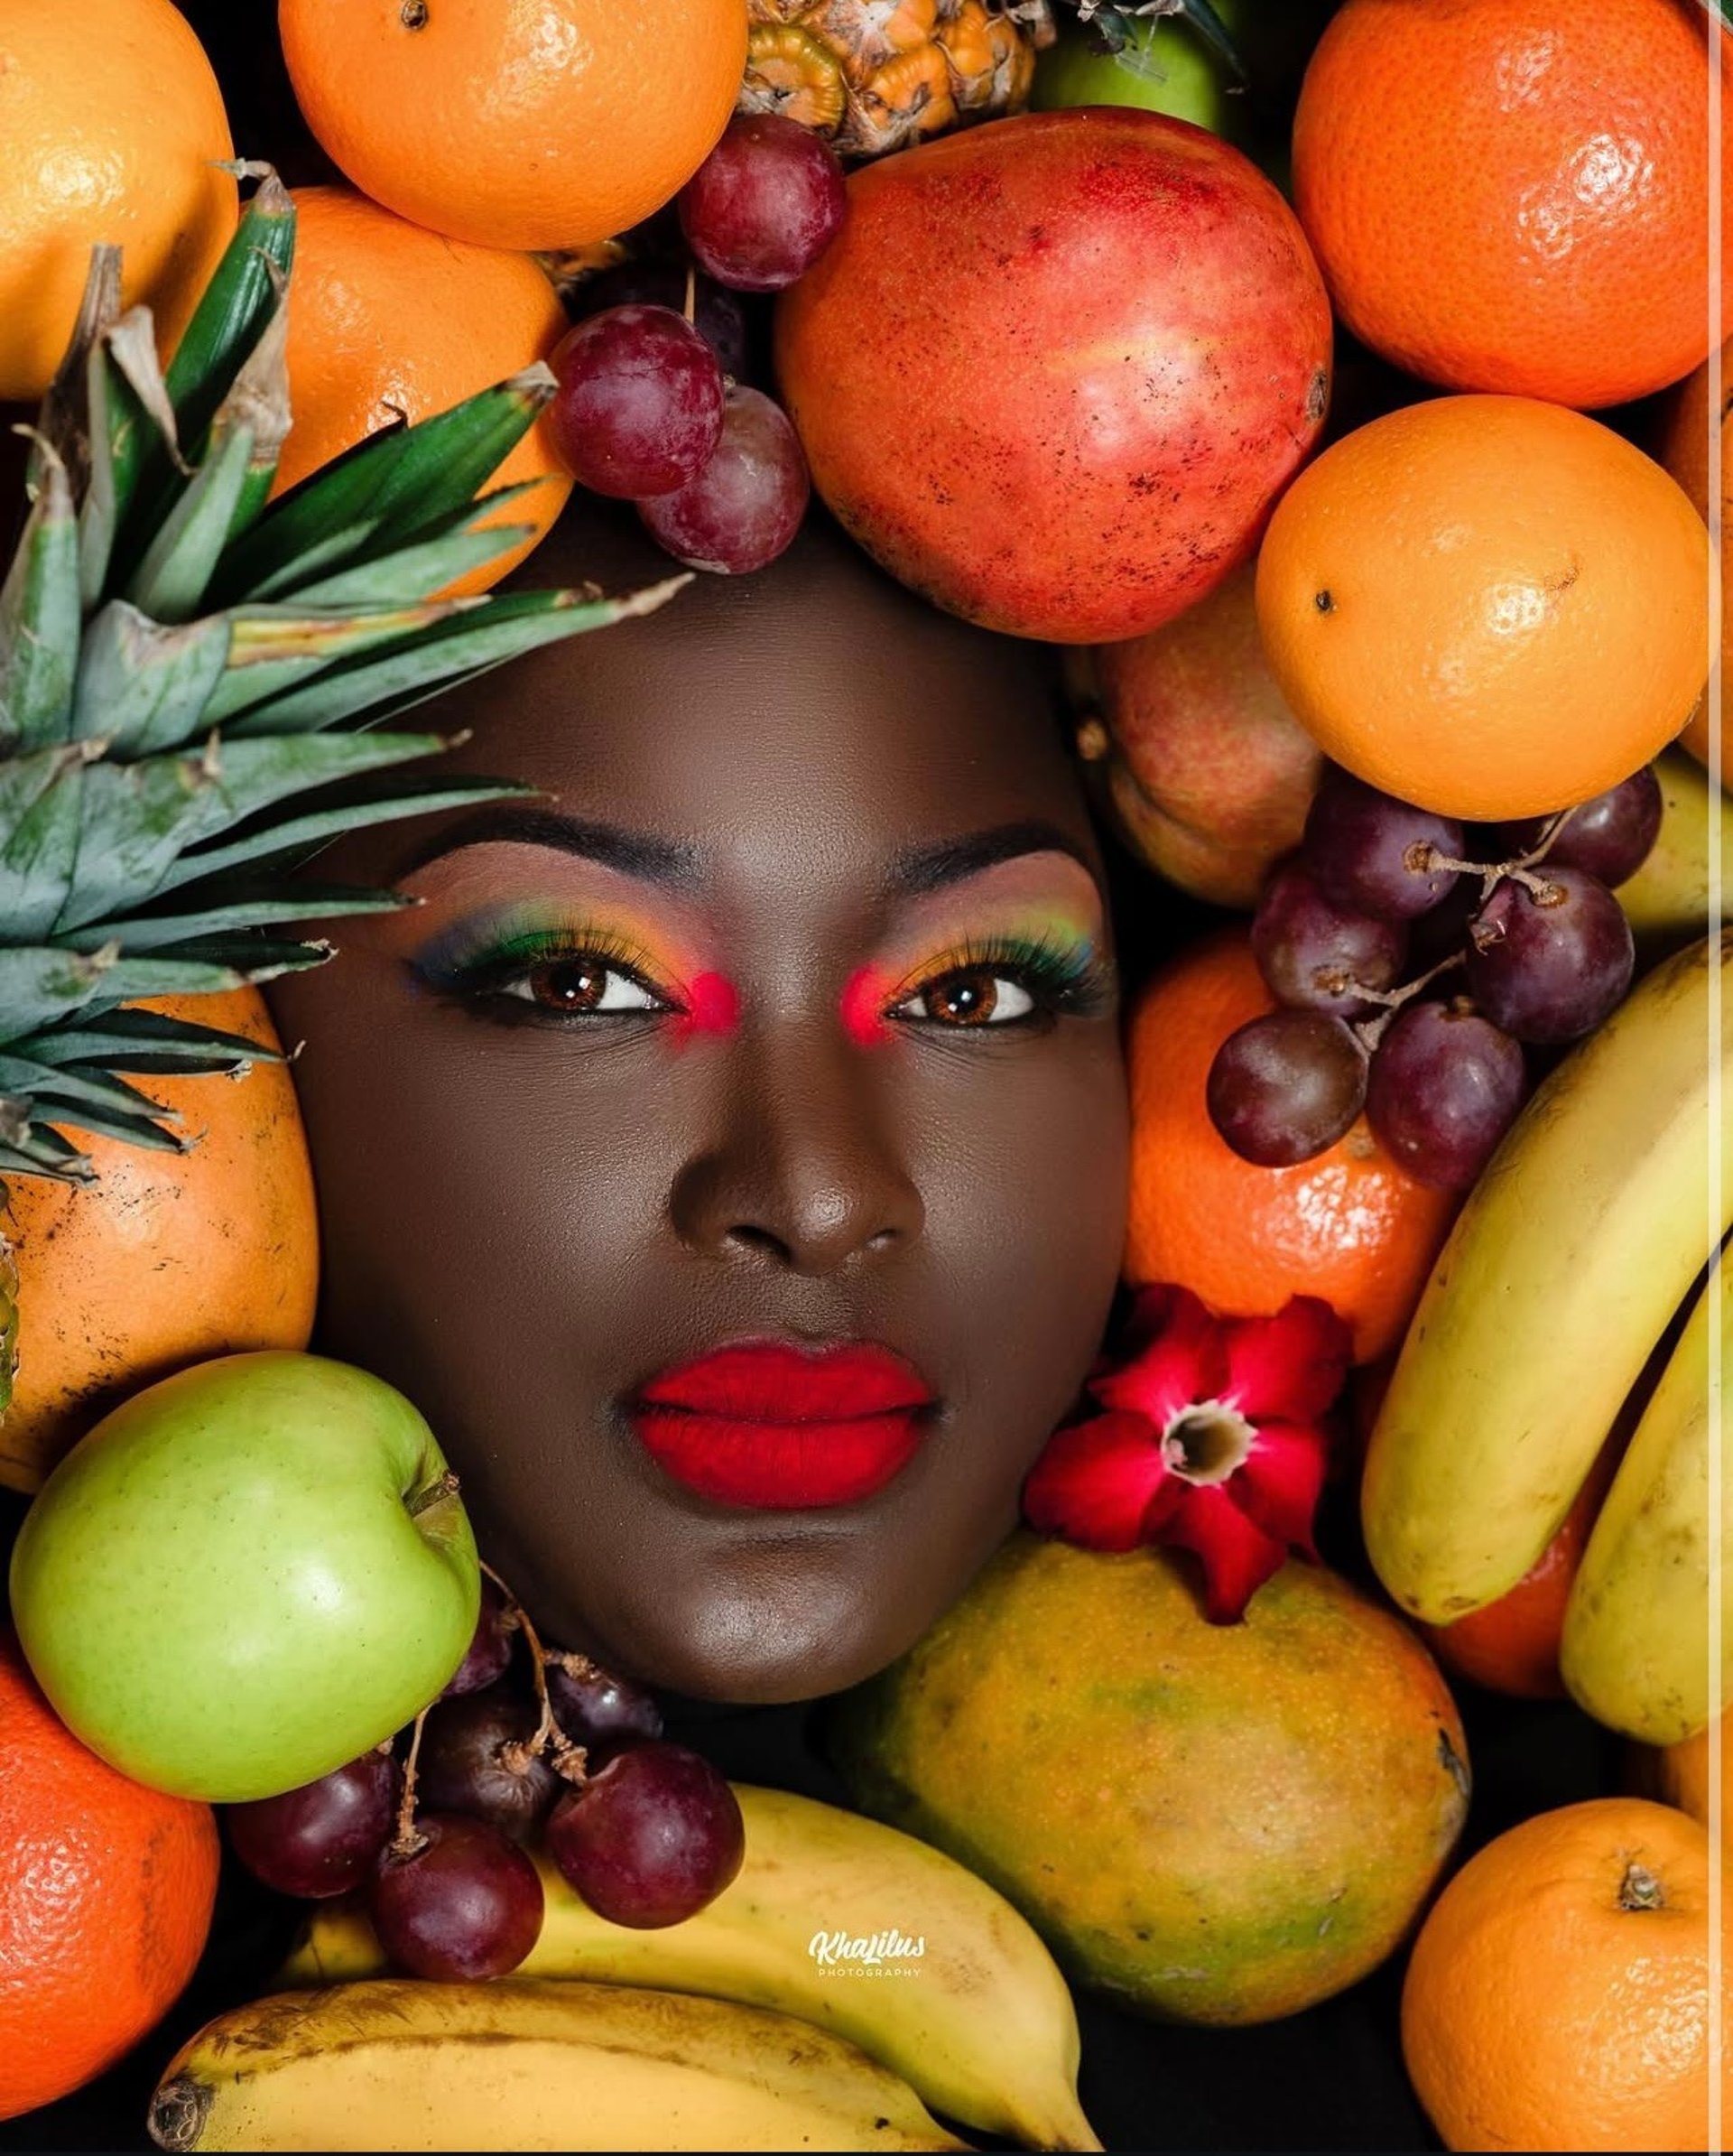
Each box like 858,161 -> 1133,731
886,934 -> 1112,1030
415,926 -> 1111,1031
414,924 -> 676,1025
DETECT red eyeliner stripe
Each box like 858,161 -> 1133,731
841,965 -> 892,1047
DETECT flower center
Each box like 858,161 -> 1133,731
1161,1400 -> 1256,1486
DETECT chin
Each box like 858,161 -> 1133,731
608,1536 -> 964,1707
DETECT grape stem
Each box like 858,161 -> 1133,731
478,1559 -> 589,1789
1416,803 -> 1578,905
389,1706 -> 431,1862
1347,950 -> 1468,1054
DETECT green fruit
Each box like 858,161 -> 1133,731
1033,6 -> 1241,137
8,1350 -> 478,1801
829,1534 -> 1470,2026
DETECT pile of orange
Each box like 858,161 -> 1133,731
0,1632 -> 218,2123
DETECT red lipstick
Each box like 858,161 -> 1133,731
630,1342 -> 934,1510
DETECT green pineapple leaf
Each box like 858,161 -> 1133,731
0,168 -> 684,1194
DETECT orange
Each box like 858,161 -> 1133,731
278,0 -> 748,252
1402,1797 -> 1727,2151
1256,395 -> 1711,821
1418,1432 -> 1620,1700
0,990 -> 317,1496
0,1630 -> 218,2123
1124,933 -> 1455,1363
279,188 -> 573,595
0,0 -> 236,401
1654,1719 -> 1732,1851
1293,0 -> 1733,410
1658,345 -> 1728,785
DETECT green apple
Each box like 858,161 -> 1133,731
8,1350 -> 479,1802
1033,3 -> 1246,138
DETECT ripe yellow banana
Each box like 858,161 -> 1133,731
1617,748 -> 1733,962
147,1978 -> 968,2152
1560,1254 -> 1729,1745
277,1783 -> 1100,2152
1362,932 -> 1732,1623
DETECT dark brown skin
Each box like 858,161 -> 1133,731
267,506 -> 1128,1704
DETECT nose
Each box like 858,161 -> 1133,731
668,1020 -> 925,1276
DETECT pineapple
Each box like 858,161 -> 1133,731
0,172 -> 676,1402
737,2 -> 1242,160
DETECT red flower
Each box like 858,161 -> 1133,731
1023,1287 -> 1351,1623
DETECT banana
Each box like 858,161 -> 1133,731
1362,932 -> 1732,1623
1560,1254 -> 1730,1745
1617,747 -> 1733,962
147,1979 -> 967,2153
277,1782 -> 1100,2153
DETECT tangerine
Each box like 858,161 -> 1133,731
0,990 -> 318,1496
1418,1432 -> 1620,1700
0,0 -> 236,401
1255,395 -> 1711,821
1293,0 -> 1733,409
1124,933 -> 1455,1363
278,0 -> 747,253
1655,1715 -> 1724,1854
278,187 -> 572,594
1403,1797 -> 1727,2151
0,1631 -> 218,2123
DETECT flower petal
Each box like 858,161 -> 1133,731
1222,1296 -> 1352,1422
1093,1285 -> 1228,1426
1157,1483 -> 1290,1623
1233,1421 -> 1330,1557
1023,1411 -> 1167,1552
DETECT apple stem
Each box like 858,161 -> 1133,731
407,1468 -> 459,1519
478,1559 -> 589,1788
682,258 -> 697,328
390,1705 -> 431,1861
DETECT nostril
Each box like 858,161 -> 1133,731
722,1223 -> 791,1261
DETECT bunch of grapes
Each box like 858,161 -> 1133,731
224,1573 -> 745,1981
546,115 -> 846,576
1208,763 -> 1661,1189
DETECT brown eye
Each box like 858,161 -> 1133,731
907,967 -> 1037,1027
503,957 -> 661,1016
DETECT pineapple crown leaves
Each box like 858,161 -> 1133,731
0,170 -> 685,1185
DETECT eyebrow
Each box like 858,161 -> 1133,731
390,808 -> 1094,901
881,821 -> 1098,898
390,807 -> 701,891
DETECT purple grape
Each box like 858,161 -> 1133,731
1251,860 -> 1408,1018
369,1813 -> 543,1982
573,263 -> 750,380
1206,1009 -> 1368,1167
226,1749 -> 397,1900
1365,1001 -> 1529,1189
679,114 -> 848,293
1302,767 -> 1465,921
440,1575 -> 514,1699
1465,869 -> 1635,1043
417,1690 -> 561,1843
545,1742 -> 744,1929
637,385 -> 808,574
547,304 -> 725,498
1499,767 -> 1663,889
545,1655 -> 663,1757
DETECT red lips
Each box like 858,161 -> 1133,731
630,1342 -> 934,1510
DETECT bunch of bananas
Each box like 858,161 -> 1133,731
147,1785 -> 1101,2152
1361,928 -> 1730,1746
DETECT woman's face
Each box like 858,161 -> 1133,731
267,513 -> 1129,1704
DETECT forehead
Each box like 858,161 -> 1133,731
408,514 -> 1096,897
